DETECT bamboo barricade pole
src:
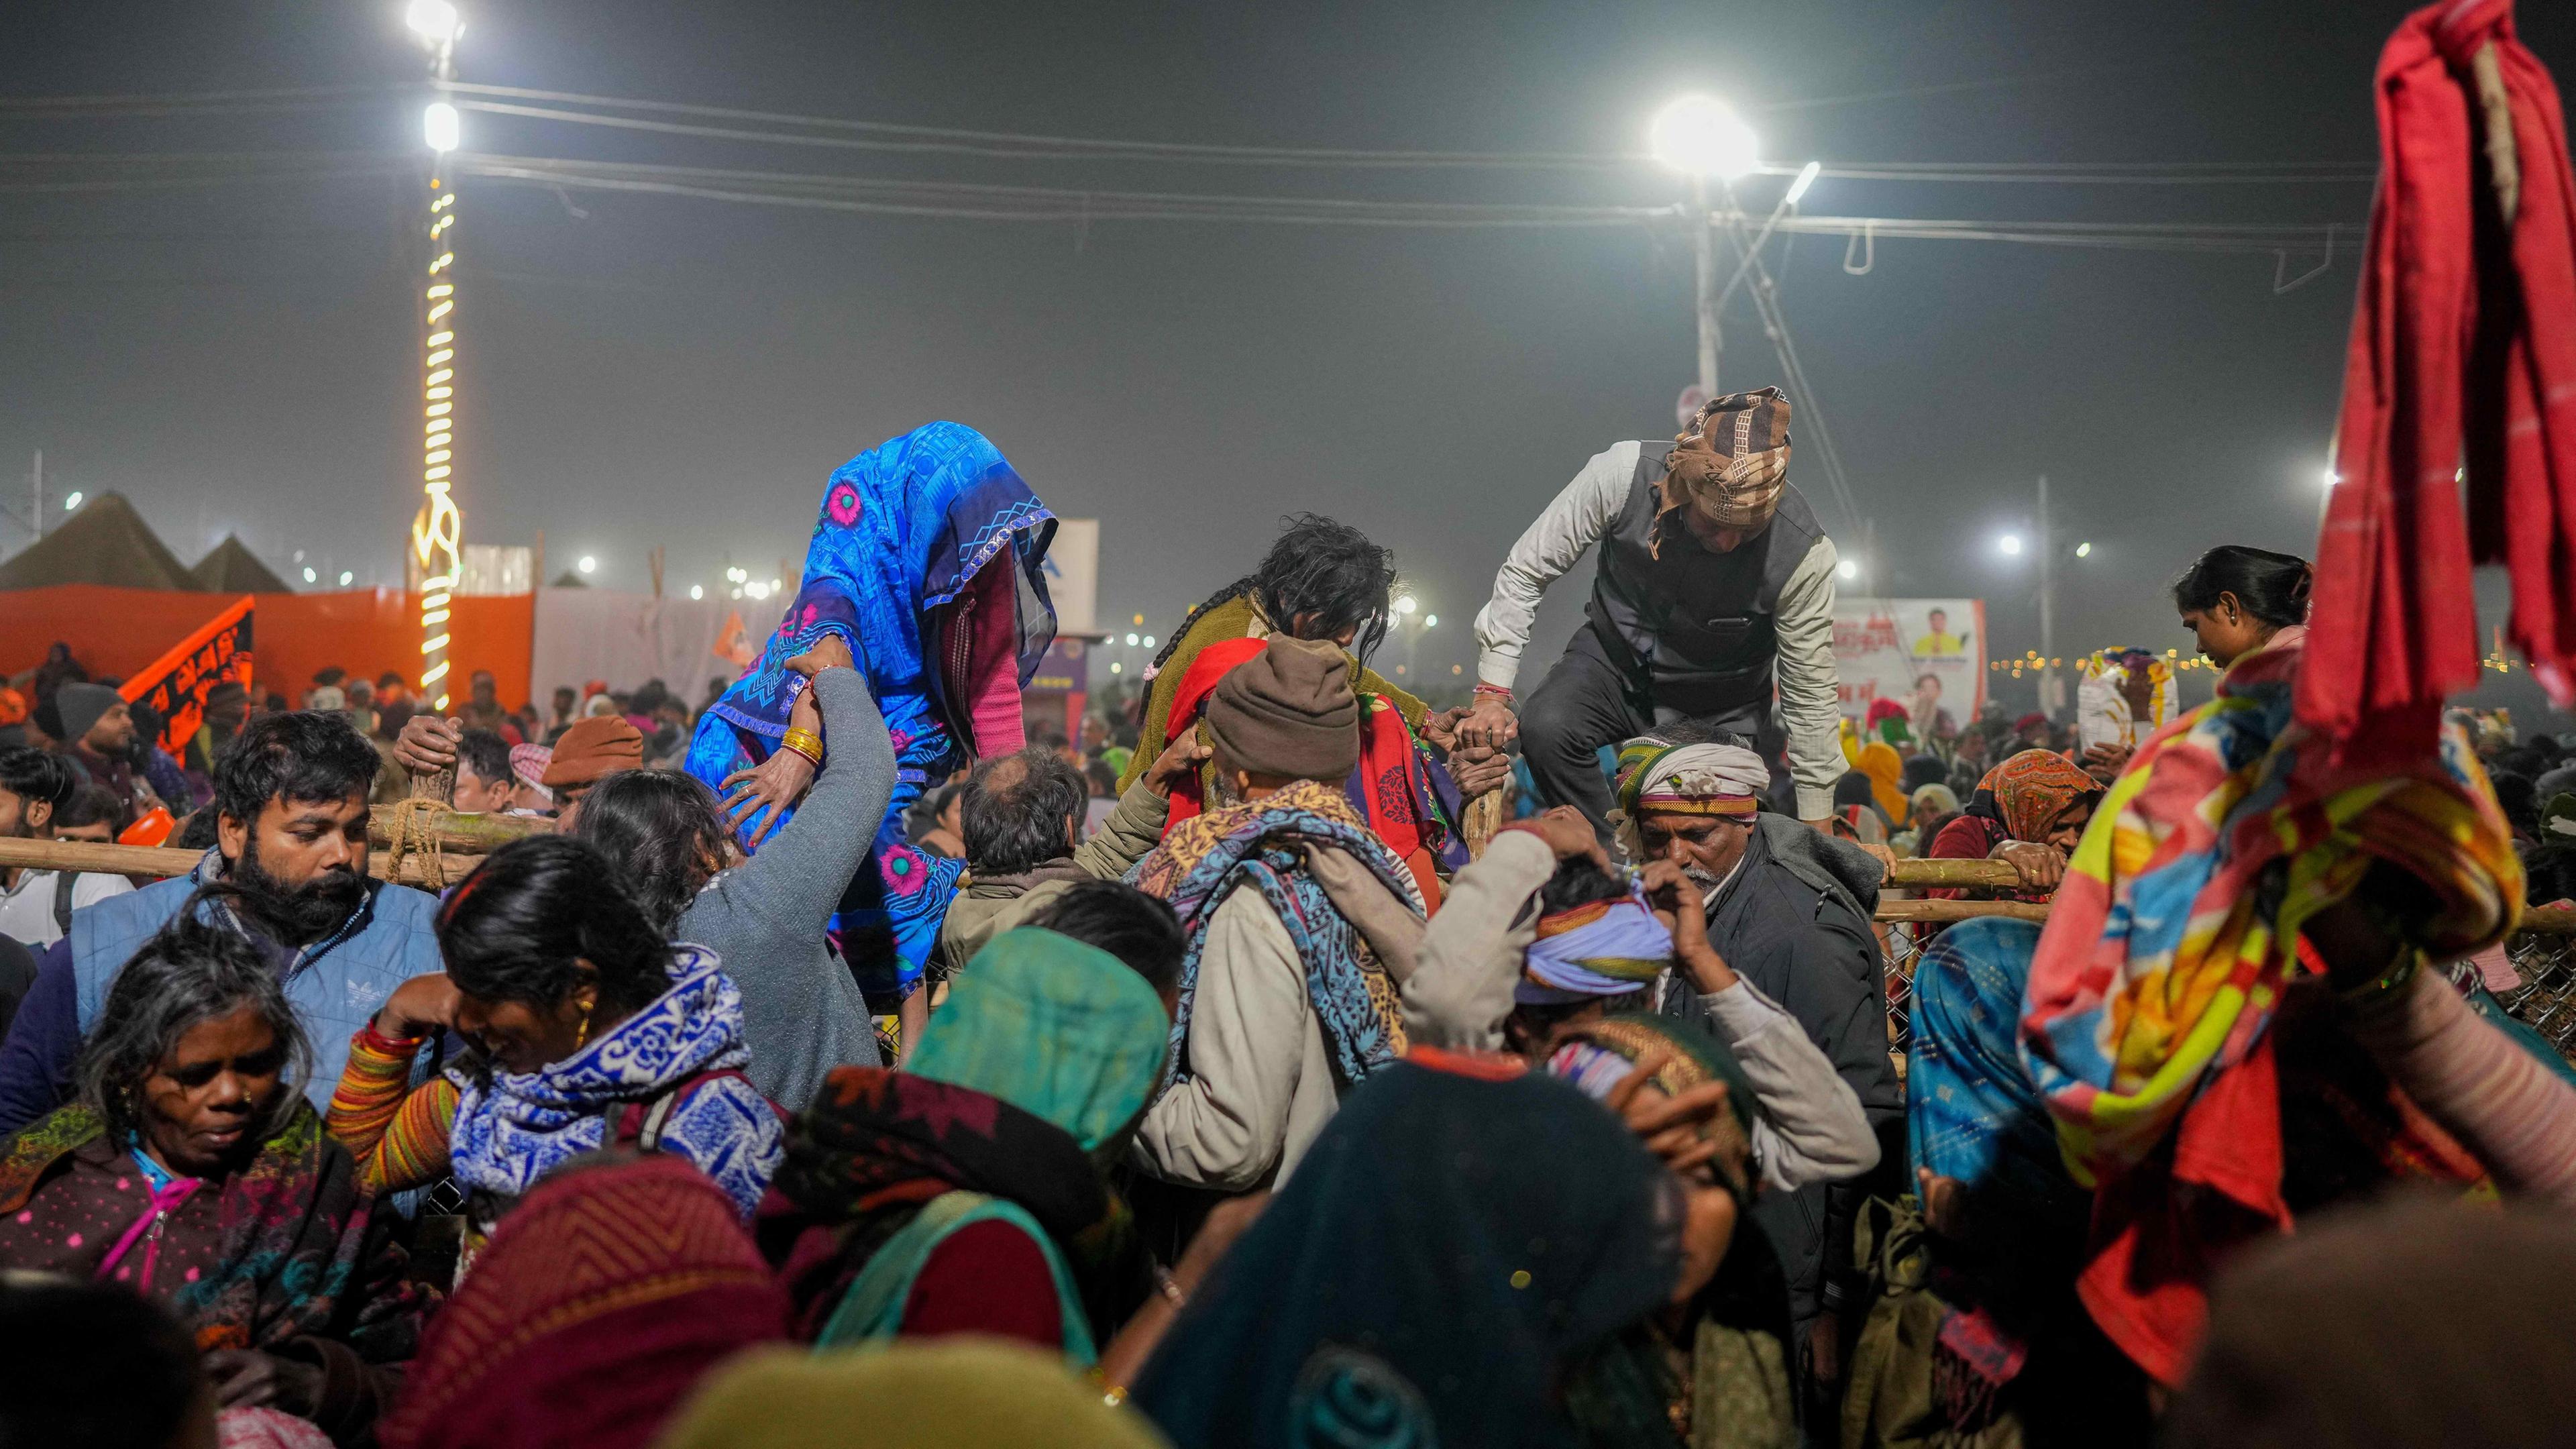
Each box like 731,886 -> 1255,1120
9,830 -> 2573,936
0,837 -> 484,892
364,804 -> 547,853
1882,857 -> 2023,890
1461,789 -> 1509,858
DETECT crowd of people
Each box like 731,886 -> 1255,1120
1,409 -> 2573,1449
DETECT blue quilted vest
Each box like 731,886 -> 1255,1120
70,853 -> 447,1114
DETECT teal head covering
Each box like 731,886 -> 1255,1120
909,928 -> 1170,1154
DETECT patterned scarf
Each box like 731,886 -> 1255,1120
448,945 -> 784,1218
1970,749 -> 2099,843
0,1100 -> 421,1358
770,1066 -> 1135,1342
686,421 -> 1057,996
1129,779 -> 1422,1091
2021,633 -> 2521,1187
1653,386 -> 1792,551
1129,593 -> 1467,900
1520,890 -> 1672,1003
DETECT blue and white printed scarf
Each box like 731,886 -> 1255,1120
447,944 -> 783,1219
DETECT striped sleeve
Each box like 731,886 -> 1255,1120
327,1026 -> 460,1194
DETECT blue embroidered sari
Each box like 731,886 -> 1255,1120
686,422 -> 1056,1000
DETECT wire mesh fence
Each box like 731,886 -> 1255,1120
2500,930 -> 2576,1063
1874,902 -> 2576,1075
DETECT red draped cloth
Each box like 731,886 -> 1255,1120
1159,638 -> 1445,909
2302,0 -> 2576,755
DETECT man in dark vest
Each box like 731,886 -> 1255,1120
1460,387 -> 1843,837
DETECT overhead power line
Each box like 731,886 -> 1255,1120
0,148 -> 2361,259
0,83 -> 2373,184
458,152 -> 2357,253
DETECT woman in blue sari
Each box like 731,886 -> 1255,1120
687,423 -> 1056,1036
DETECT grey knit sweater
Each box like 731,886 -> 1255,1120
674,667 -> 892,1110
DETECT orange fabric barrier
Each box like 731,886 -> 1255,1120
1,584 -> 536,710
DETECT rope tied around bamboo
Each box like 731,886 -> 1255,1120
381,796 -> 455,892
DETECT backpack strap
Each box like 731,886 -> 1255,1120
52,871 -> 75,938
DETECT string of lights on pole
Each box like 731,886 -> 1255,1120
407,0 -> 464,710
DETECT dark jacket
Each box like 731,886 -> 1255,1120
1664,815 -> 1902,1324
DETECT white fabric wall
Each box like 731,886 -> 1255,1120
528,588 -> 761,700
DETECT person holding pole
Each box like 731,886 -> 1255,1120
1458,387 -> 1844,839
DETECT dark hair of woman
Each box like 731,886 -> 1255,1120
571,769 -> 735,934
1151,513 -> 1398,671
1026,879 -> 1187,995
437,836 -> 674,1020
0,1277 -> 208,1449
2170,545 -> 2314,629
74,885 -> 313,1143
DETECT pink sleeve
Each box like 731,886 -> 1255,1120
2345,967 -> 2576,1205
964,562 -> 1025,757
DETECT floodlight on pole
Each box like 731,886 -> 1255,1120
405,0 -> 459,44
423,101 -> 460,153
1835,557 -> 1859,582
1998,533 -> 2025,556
61,491 -> 82,511
1394,594 -> 1419,615
1784,160 -> 1822,205
1648,95 -> 1760,180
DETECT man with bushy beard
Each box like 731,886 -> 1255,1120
1609,728 -> 1900,1440
0,712 -> 443,1136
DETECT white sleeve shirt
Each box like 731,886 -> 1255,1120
1471,440 -> 1844,818
0,868 -> 136,949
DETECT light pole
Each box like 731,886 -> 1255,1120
1998,478 -> 2077,718
1649,96 -> 1760,398
2036,475 -> 2057,718
406,0 -> 464,712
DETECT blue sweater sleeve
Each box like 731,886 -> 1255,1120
0,940 -> 80,1139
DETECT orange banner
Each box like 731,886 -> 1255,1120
118,595 -> 254,755
1,585 -> 535,710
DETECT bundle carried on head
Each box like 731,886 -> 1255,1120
1654,386 -> 1792,557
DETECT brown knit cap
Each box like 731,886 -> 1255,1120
539,715 -> 643,787
1660,385 -> 1792,540
1204,637 -> 1360,782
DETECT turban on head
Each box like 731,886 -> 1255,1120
1610,739 -> 1769,863
509,743 -> 553,803
1613,740 -> 1769,820
1656,386 -> 1792,553
1518,886 -> 1673,1004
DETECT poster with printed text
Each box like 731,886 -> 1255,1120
119,596 -> 254,756
1833,597 -> 1985,739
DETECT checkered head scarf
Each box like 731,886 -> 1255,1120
1655,385 -> 1792,555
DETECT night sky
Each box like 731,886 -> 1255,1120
5,1 -> 2568,716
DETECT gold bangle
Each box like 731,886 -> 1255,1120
780,728 -> 824,767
